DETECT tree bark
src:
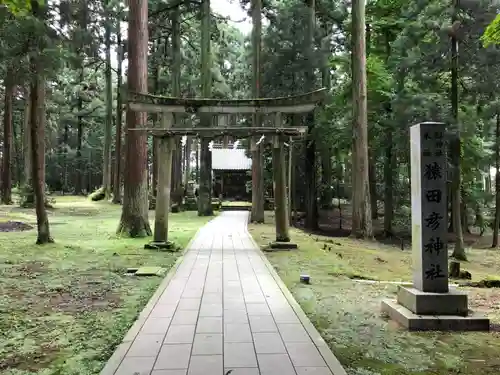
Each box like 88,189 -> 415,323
198,0 -> 213,216
112,24 -> 123,204
320,24 -> 333,209
151,38 -> 161,197
288,138 -> 293,223
486,164 -> 492,194
195,139 -> 199,181
492,113 -> 500,247
12,107 -> 21,188
320,149 -> 333,209
304,0 -> 318,230
1,69 -> 14,204
75,1 -> 87,195
336,152 -> 345,229
383,129 -> 394,235
450,0 -> 466,260
22,87 -> 31,185
250,0 -> 265,223
117,0 -> 152,237
184,136 -> 192,187
102,0 -> 113,200
76,76 -> 84,194
30,0 -> 53,244
383,30 -> 394,236
20,86 -> 35,207
171,8 -> 183,208
351,0 -> 373,238
369,153 -> 377,219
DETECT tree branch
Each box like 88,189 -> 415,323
181,35 -> 198,52
211,13 -> 248,23
150,0 -> 201,18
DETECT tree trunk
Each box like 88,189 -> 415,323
102,0 -> 113,200
288,137 -> 293,223
184,136 -> 192,187
171,8 -> 183,208
75,78 -> 84,195
117,0 -> 152,237
22,88 -> 31,185
195,139 -> 199,181
320,24 -> 333,209
112,25 -> 123,204
383,30 -> 394,236
75,2 -> 87,195
30,0 -> 53,244
486,165 -> 492,194
351,0 -> 373,238
383,129 -> 394,235
151,38 -> 161,197
12,108 -> 21,188
461,198 -> 470,234
1,69 -> 14,204
369,153 -> 377,219
304,118 -> 318,230
450,0 -> 466,260
250,0 -> 265,223
365,21 -> 377,222
197,0 -> 213,216
320,149 -> 333,209
336,152 -> 345,229
304,0 -> 318,230
492,113 -> 500,247
21,86 -> 34,206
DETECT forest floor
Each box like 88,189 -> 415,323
303,201 -> 496,249
0,196 -> 211,375
249,211 -> 500,375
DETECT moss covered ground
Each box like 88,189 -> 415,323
249,212 -> 500,375
0,196 -> 211,375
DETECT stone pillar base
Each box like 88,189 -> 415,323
144,241 -> 178,251
264,241 -> 298,251
397,286 -> 468,316
382,286 -> 489,331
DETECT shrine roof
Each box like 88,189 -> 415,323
212,148 -> 252,171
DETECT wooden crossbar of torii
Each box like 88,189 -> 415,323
127,88 -> 326,250
127,89 -> 326,114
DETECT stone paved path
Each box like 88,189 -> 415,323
102,211 -> 346,375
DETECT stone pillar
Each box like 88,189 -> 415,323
410,123 -> 448,292
268,112 -> 296,251
250,136 -> 264,223
152,135 -> 175,246
272,134 -> 289,242
381,122 -> 489,331
198,136 -> 213,216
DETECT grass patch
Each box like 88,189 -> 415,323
249,212 -> 500,375
0,196 -> 212,375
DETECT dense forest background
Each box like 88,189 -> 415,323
1,0 -> 500,256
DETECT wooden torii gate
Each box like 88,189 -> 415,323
127,88 -> 326,250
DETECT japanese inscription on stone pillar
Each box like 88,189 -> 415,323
410,122 -> 448,293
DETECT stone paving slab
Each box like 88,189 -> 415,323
101,212 -> 347,375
